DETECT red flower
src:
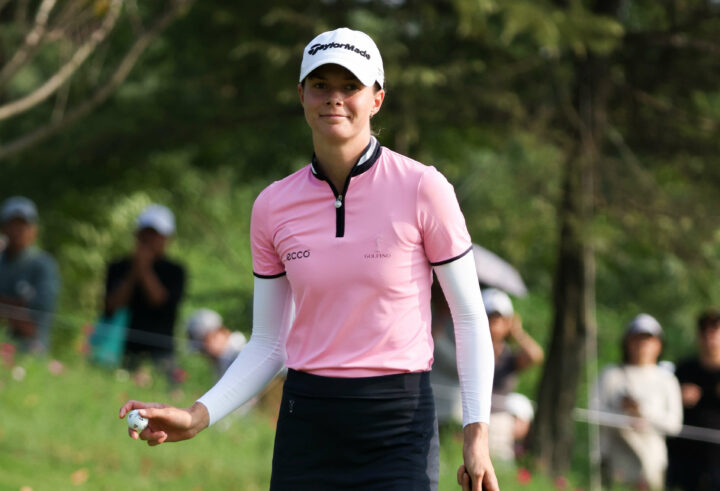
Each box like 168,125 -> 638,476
554,476 -> 569,489
517,467 -> 532,484
172,368 -> 187,384
0,342 -> 15,367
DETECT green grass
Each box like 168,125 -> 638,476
1,354 -> 570,490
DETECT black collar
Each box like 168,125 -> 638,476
310,137 -> 382,181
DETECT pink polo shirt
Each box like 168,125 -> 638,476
251,141 -> 472,377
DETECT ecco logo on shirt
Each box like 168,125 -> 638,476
286,250 -> 311,261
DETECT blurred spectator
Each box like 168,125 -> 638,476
667,308 -> 720,491
104,204 -> 185,384
186,308 -> 247,379
488,392 -> 535,463
0,196 -> 59,354
483,288 -> 544,405
592,313 -> 682,490
483,288 -> 543,463
431,286 -> 543,433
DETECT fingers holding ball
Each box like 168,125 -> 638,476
127,409 -> 149,432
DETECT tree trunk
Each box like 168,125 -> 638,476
528,0 -> 615,473
529,146 -> 596,477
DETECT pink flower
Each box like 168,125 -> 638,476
0,342 -> 15,368
48,359 -> 64,375
554,476 -> 569,489
172,368 -> 187,384
517,467 -> 532,484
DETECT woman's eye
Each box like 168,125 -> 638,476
345,84 -> 359,91
313,82 -> 326,89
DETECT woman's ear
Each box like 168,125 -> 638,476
298,83 -> 305,104
371,88 -> 385,117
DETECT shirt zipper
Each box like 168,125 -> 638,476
327,172 -> 353,238
311,137 -> 380,238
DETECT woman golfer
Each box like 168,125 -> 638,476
120,27 -> 498,491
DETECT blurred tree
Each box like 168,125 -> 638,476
0,0 -> 194,160
519,0 -> 720,480
449,0 -> 720,479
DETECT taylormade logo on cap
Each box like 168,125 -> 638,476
299,27 -> 384,89
307,42 -> 371,59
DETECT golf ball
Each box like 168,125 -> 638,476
127,409 -> 148,432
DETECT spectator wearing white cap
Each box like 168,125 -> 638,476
591,313 -> 682,490
482,288 -> 544,403
0,196 -> 59,354
104,204 -> 185,382
186,308 -> 247,379
430,286 -> 543,419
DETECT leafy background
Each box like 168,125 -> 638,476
1,0 -> 719,488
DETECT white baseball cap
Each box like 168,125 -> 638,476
625,313 -> 663,338
299,27 -> 384,88
135,204 -> 175,236
187,309 -> 223,350
482,288 -> 514,317
505,393 -> 535,422
1,196 -> 38,224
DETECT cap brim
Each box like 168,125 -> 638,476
300,54 -> 378,88
136,223 -> 173,236
626,327 -> 662,337
2,213 -> 35,224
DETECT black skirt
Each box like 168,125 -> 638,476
270,369 -> 439,491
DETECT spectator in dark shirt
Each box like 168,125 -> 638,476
667,308 -> 720,490
104,204 -> 185,384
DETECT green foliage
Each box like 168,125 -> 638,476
454,0 -> 624,57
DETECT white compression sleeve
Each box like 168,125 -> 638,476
196,276 -> 294,426
434,252 -> 494,426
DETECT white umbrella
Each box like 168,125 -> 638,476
472,244 -> 528,297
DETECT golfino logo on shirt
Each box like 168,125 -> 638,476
286,250 -> 311,261
364,236 -> 391,259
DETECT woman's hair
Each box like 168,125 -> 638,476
621,333 -> 663,365
698,308 -> 720,331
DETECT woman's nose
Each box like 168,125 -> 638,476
326,90 -> 342,105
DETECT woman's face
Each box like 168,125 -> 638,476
700,322 -> 720,356
298,64 -> 384,143
625,333 -> 662,365
489,314 -> 511,342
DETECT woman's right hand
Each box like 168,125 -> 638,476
119,400 -> 209,446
